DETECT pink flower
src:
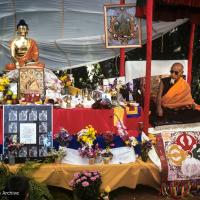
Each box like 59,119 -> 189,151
76,179 -> 81,184
81,176 -> 87,181
82,181 -> 89,187
95,175 -> 99,178
74,172 -> 80,179
90,177 -> 96,181
85,172 -> 92,177
69,180 -> 74,187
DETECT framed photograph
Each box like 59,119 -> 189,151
3,105 -> 53,162
19,67 -> 45,98
104,4 -> 142,48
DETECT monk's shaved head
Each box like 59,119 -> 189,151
171,63 -> 184,72
170,63 -> 184,80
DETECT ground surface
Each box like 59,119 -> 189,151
49,185 -> 200,200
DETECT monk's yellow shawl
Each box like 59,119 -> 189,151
161,77 -> 200,111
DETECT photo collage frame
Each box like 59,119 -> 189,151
3,105 -> 53,162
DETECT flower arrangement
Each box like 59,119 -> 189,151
124,136 -> 138,147
59,72 -> 73,87
140,140 -> 153,162
116,120 -> 128,139
54,128 -> 72,147
69,170 -> 102,200
6,136 -> 23,155
100,186 -> 111,200
101,131 -> 116,148
101,147 -> 113,164
47,148 -> 66,162
8,142 -> 23,155
0,76 -> 10,92
79,144 -> 101,159
77,125 -> 97,147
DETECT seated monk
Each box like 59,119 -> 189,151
6,19 -> 44,70
156,62 -> 200,124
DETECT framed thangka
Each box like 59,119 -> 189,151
19,67 -> 45,99
104,4 -> 142,48
3,105 -> 53,162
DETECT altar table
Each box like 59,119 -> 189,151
0,107 -> 143,145
8,160 -> 160,191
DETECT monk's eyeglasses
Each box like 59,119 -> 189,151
170,69 -> 179,75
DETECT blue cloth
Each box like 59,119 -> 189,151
134,134 -> 142,155
95,136 -> 106,149
113,136 -> 124,148
53,140 -> 60,151
68,136 -> 81,149
53,134 -> 142,154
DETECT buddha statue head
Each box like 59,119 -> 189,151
16,19 -> 29,37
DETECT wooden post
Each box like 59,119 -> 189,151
187,23 -> 195,86
143,0 -> 153,133
119,0 -> 125,77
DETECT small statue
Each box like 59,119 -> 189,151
6,19 -> 44,70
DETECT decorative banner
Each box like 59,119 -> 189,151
156,131 -> 200,182
3,105 -> 53,162
126,105 -> 141,118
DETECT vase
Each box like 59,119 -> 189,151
141,152 -> 148,162
55,157 -> 62,164
61,86 -> 69,95
88,158 -> 95,165
102,156 -> 111,164
8,152 -> 15,165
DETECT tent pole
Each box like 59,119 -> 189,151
143,0 -> 153,133
187,22 -> 195,86
119,0 -> 125,77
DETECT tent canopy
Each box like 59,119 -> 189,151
0,0 -> 187,71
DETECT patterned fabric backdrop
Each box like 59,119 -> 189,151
156,131 -> 200,196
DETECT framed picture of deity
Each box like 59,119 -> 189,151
104,4 -> 142,48
19,67 -> 45,99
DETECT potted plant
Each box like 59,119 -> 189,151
47,148 -> 66,163
69,170 -> 102,200
7,137 -> 23,165
140,140 -> 153,162
102,131 -> 116,148
54,128 -> 72,147
77,125 -> 97,147
78,144 -> 101,165
101,147 -> 113,164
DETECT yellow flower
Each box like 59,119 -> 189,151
0,85 -> 5,92
105,186 -> 111,193
2,76 -> 10,85
125,141 -> 130,145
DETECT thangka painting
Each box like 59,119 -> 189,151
104,4 -> 142,48
19,67 -> 45,98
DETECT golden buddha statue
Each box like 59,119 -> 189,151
6,19 -> 44,70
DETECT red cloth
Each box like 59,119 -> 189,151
53,108 -> 115,136
0,108 -> 144,143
